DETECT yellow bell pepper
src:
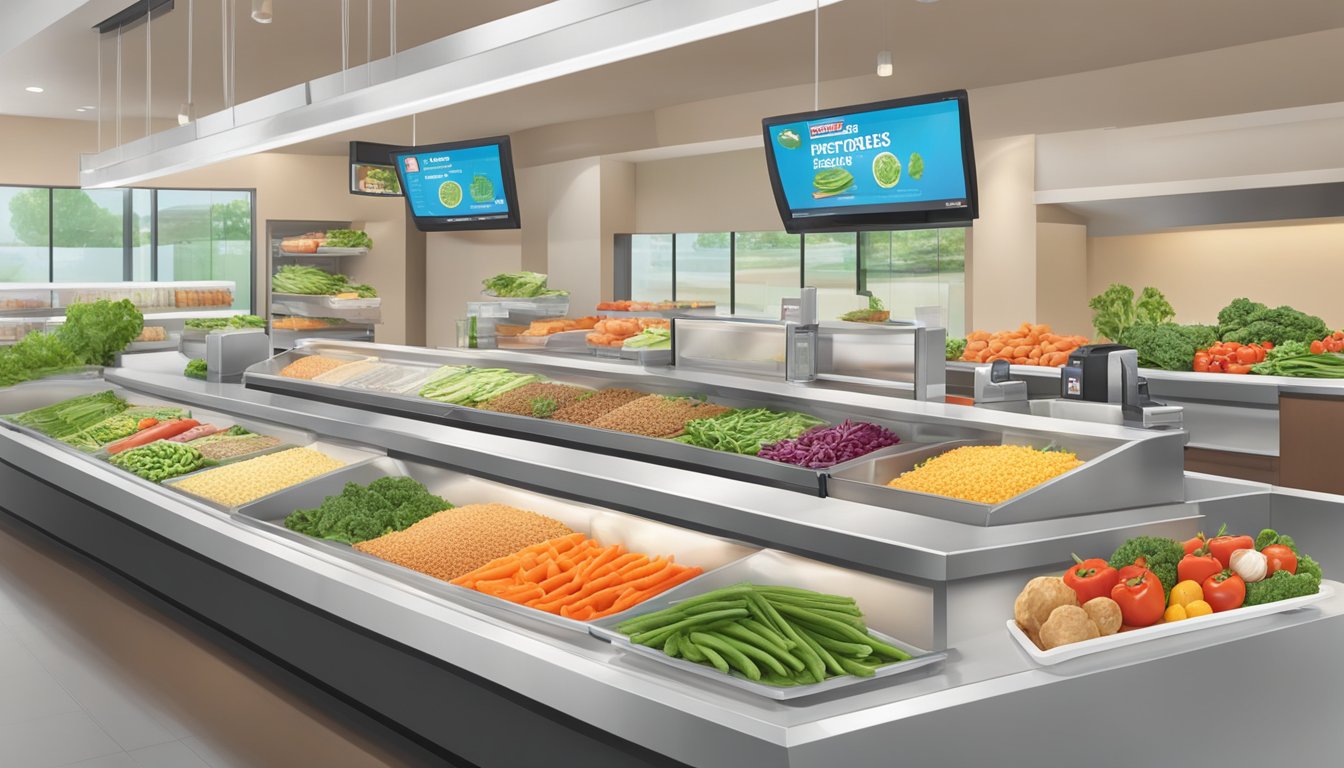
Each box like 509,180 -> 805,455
1185,599 -> 1213,618
1169,579 -> 1204,608
1164,604 -> 1188,622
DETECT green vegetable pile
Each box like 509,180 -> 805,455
1250,340 -> 1344,377
185,315 -> 266,331
1088,284 -> 1175,341
1245,528 -> 1322,606
418,365 -> 542,405
469,175 -> 495,203
109,441 -> 209,482
272,265 -> 377,298
839,294 -> 886,323
325,229 -> 373,249
481,271 -> 568,298
813,168 -> 855,195
6,390 -> 129,438
1217,297 -> 1328,346
184,359 -> 208,380
616,584 -> 912,687
946,336 -> 967,361
282,476 -> 452,545
364,168 -> 400,193
623,327 -> 671,350
675,408 -> 826,456
60,406 -> 191,451
1109,535 -> 1183,594
1117,322 -> 1219,371
0,299 -> 144,387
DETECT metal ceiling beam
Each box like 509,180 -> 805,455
80,0 -> 845,188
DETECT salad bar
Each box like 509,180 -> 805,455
1,353 -> 1343,766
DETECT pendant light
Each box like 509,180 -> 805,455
251,0 -> 272,24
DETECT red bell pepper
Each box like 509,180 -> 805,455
1207,524 -> 1255,569
1111,568 -> 1166,628
1177,544 -> 1223,587
1062,553 -> 1119,604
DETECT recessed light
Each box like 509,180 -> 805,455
24,86 -> 44,93
76,108 -> 87,112
80,105 -> 95,110
876,50 -> 893,77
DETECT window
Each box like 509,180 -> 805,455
733,231 -> 800,318
804,232 -> 857,321
629,233 -> 672,302
0,187 -> 49,282
0,185 -> 254,314
860,229 -> 966,337
674,232 -> 731,307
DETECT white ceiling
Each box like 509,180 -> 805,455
2,0 -> 1343,155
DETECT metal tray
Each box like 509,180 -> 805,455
1007,581 -> 1336,666
825,432 -> 1185,526
161,438 -> 382,513
589,550 -> 944,700
231,456 -> 757,634
94,407 -> 313,481
271,293 -> 382,322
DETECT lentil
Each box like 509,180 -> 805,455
550,387 -> 647,425
886,444 -> 1084,504
354,503 -> 573,581
190,434 -> 283,461
169,447 -> 344,507
589,395 -> 733,438
280,355 -> 353,380
479,382 -> 592,418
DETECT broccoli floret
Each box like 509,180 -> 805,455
946,337 -> 967,361
283,477 -> 451,544
1244,566 -> 1320,606
1254,528 -> 1298,553
1217,298 -> 1266,334
1109,536 -> 1183,593
1220,304 -> 1328,346
1117,323 -> 1200,371
1176,324 -> 1219,351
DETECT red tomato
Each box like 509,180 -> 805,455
1202,571 -> 1246,612
1193,358 -> 1211,373
1262,341 -> 1274,350
1226,363 -> 1253,375
1209,358 -> 1226,373
1263,544 -> 1298,575
1311,340 -> 1325,354
1254,345 -> 1267,363
1334,331 -> 1344,341
1236,346 -> 1258,365
1183,534 -> 1207,556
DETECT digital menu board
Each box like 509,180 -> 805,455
391,136 -> 521,231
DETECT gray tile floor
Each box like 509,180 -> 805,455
0,522 -> 410,768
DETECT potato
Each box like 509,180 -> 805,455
1082,597 -> 1123,636
1013,576 -> 1078,634
1039,605 -> 1100,650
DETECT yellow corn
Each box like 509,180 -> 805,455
886,445 -> 1083,504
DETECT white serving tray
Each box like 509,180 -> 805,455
1006,580 -> 1336,665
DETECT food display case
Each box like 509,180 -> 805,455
266,220 -> 379,348
2,354 -> 1343,767
0,280 -> 239,349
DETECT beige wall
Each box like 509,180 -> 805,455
1035,222 -> 1090,336
424,230 -> 523,348
0,116 -> 95,187
1087,218 -> 1344,329
633,149 -> 782,233
599,159 -> 635,303
965,135 -> 1037,331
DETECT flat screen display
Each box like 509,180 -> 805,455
349,141 -> 406,197
391,136 -> 521,231
762,90 -> 978,232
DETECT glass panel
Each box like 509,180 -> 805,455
629,233 -> 672,302
130,189 -> 153,281
937,227 -> 967,338
674,232 -> 730,309
861,229 -> 950,327
156,190 -> 253,312
803,232 -> 856,321
52,188 -> 125,282
0,187 -> 50,282
732,231 -> 800,318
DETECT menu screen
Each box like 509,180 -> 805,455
393,139 -> 519,229
763,92 -> 976,231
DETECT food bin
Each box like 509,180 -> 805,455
588,549 -> 943,701
231,456 -> 758,633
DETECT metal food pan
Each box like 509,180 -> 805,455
825,431 -> 1185,526
92,406 -> 313,470
243,349 -> 453,421
161,438 -> 382,513
232,456 -> 757,634
589,550 -> 943,701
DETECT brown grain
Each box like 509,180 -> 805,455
478,382 -> 592,417
353,503 -> 573,581
550,387 -> 647,425
588,395 -> 733,438
280,355 -> 353,380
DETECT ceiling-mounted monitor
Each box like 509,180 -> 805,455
349,141 -> 406,197
761,90 -> 978,233
391,136 -> 521,232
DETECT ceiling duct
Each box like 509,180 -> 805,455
80,0 -> 844,188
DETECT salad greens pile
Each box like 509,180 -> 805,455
272,265 -> 377,298
185,315 -> 265,331
482,271 -> 568,298
0,300 -> 144,387
325,229 -> 373,249
1217,297 -> 1328,347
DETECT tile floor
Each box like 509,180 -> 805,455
0,518 -> 419,768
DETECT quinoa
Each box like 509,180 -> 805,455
353,503 -> 573,581
550,388 -> 647,425
169,447 -> 345,507
478,382 -> 592,418
280,355 -> 353,380
588,395 -> 733,438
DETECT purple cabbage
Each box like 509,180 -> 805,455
758,420 -> 900,468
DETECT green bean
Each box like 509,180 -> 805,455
797,626 -> 872,657
683,599 -> 748,615
759,594 -> 863,616
705,631 -> 789,677
662,634 -> 680,658
677,634 -> 705,663
717,624 -> 805,673
629,608 -> 749,647
688,632 -> 761,680
834,653 -> 876,678
741,618 -> 794,651
751,593 -> 825,682
617,609 -> 687,634
754,586 -> 857,605
795,625 -> 844,677
697,643 -> 731,675
774,603 -> 874,645
864,633 -> 912,662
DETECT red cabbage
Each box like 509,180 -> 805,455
758,420 -> 900,468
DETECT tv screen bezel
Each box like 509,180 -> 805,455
390,136 -> 522,232
349,141 -> 407,197
761,89 -> 978,233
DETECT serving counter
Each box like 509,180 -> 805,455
2,352 -> 1343,766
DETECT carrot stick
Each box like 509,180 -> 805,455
499,585 -> 545,604
614,555 -> 651,576
580,545 -> 623,579
589,552 -> 643,579
450,554 -> 522,585
616,557 -> 670,582
522,560 -> 550,582
538,566 -> 582,593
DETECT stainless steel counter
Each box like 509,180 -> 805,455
3,358 -> 1344,766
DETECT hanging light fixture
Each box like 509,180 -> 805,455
876,50 -> 892,77
251,0 -> 272,24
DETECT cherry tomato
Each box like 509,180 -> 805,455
1226,363 -> 1253,375
1209,358 -> 1225,373
1202,571 -> 1246,612
1193,358 -> 1210,373
1311,340 -> 1325,354
1263,544 -> 1298,575
1236,346 -> 1258,365
1182,534 -> 1207,556
1262,341 -> 1274,350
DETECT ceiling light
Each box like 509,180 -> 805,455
178,102 -> 194,126
876,50 -> 892,77
24,86 -> 43,93
76,108 -> 87,113
916,0 -> 940,4
251,0 -> 272,23
80,105 -> 96,110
